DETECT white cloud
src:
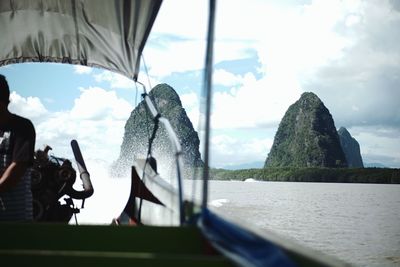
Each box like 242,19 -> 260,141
94,71 -> 135,89
145,37 -> 253,78
180,92 -> 200,132
181,92 -> 198,110
210,134 -> 273,167
145,0 -> 256,78
36,113 -> 128,163
174,70 -> 301,131
73,65 -> 93,75
144,39 -> 206,78
10,87 -> 133,164
8,0 -> 398,168
151,0 -> 208,39
71,87 -> 132,120
255,1 -> 353,80
9,91 -> 48,119
345,14 -> 361,27
350,126 -> 400,167
141,0 -> 400,167
145,0 -> 358,129
213,69 -> 243,87
211,72 -> 302,129
303,0 -> 400,129
136,71 -> 162,91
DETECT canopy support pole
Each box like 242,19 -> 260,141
202,0 -> 216,210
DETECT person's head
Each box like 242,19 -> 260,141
0,74 -> 10,106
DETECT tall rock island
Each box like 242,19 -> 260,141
338,127 -> 364,168
112,84 -> 203,178
265,92 -> 347,168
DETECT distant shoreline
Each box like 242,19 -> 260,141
210,167 -> 400,184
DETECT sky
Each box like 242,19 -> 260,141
0,0 -> 400,170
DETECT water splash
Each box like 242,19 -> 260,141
209,198 -> 230,208
71,159 -> 131,224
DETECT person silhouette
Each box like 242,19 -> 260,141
0,74 -> 36,221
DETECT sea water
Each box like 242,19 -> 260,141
206,180 -> 400,267
76,160 -> 400,266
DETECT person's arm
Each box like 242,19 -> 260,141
0,116 -> 36,193
0,161 -> 30,192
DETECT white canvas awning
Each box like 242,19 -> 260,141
0,0 -> 162,81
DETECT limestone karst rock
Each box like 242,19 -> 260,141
338,127 -> 364,168
112,84 -> 203,179
265,92 -> 347,168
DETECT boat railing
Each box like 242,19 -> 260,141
140,90 -> 185,225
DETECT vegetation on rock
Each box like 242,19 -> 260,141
265,92 -> 347,168
112,84 -> 203,178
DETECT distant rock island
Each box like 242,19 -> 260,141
265,92 -> 348,168
112,84 -> 203,177
338,127 -> 364,168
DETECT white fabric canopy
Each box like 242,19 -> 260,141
0,0 -> 162,80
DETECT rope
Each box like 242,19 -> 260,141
141,54 -> 152,91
